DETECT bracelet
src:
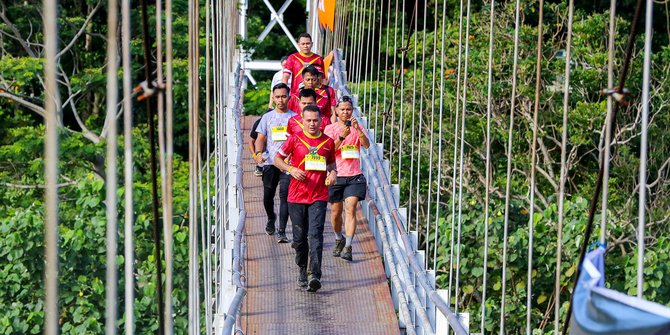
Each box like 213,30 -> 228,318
338,136 -> 346,141
288,166 -> 293,173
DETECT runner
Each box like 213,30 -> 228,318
254,83 -> 297,243
282,33 -> 324,95
274,105 -> 337,292
288,65 -> 336,121
324,96 -> 370,261
287,88 -> 330,133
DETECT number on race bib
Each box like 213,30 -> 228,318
341,145 -> 360,160
271,126 -> 287,141
304,154 -> 327,171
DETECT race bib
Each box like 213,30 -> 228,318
341,145 -> 360,160
304,154 -> 327,171
271,126 -> 287,141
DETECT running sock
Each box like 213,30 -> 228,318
334,232 -> 343,241
345,235 -> 353,248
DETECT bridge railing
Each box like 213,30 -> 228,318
329,49 -> 469,335
211,5 -> 246,332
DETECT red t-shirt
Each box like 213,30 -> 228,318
283,52 -> 325,94
287,114 -> 330,136
314,85 -> 336,118
277,131 -> 336,204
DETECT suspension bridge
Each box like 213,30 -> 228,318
24,0 -> 670,334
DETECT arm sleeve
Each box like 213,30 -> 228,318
323,124 -> 337,140
277,136 -> 294,159
287,117 -> 296,135
326,140 -> 336,165
256,114 -> 268,136
283,55 -> 295,74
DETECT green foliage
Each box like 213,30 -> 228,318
244,80 -> 271,115
0,0 -> 200,333
354,0 -> 670,333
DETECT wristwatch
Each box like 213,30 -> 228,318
338,136 -> 346,141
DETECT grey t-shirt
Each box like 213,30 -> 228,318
256,109 -> 297,166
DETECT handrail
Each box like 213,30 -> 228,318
368,200 -> 417,335
222,64 -> 247,335
330,49 -> 469,335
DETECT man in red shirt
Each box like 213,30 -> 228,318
274,105 -> 337,292
288,65 -> 337,122
282,33 -> 324,95
287,88 -> 330,134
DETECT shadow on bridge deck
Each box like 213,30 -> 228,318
239,116 -> 399,335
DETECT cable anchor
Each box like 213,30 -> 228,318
134,80 -> 166,101
598,86 -> 631,106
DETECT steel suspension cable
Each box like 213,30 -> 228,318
139,0 -> 165,329
425,0 -> 441,269
187,0 -> 200,331
154,0 -> 175,332
481,0 -> 496,333
351,0 -> 361,93
562,0 -> 645,331
204,0 -> 213,331
412,0 -> 429,235
104,0 -> 119,332
500,0 -> 522,331
355,0 -> 368,96
432,0 -> 448,272
164,0 -> 175,330
600,0 -> 616,246
637,0 -> 653,299
365,0 -> 378,120
447,0 -> 465,312
373,0 -> 384,142
555,1 -> 574,333
454,0 -> 472,315
407,0 -> 419,231
380,0 -> 392,152
348,0 -> 359,83
388,0 -> 399,177
363,0 -> 376,118
396,0 -> 406,184
121,0 -> 135,332
526,1 -> 544,333
43,0 -> 60,333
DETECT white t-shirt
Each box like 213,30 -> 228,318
271,70 -> 291,92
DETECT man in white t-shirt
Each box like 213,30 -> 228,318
268,56 -> 291,109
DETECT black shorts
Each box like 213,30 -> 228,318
328,174 -> 367,203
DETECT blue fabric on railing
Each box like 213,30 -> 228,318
570,247 -> 670,335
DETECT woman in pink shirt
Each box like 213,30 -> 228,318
324,96 -> 370,261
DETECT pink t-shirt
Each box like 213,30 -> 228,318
324,122 -> 369,177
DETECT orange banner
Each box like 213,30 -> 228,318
318,0 -> 336,31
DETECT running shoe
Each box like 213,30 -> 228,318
276,231 -> 289,243
265,222 -> 275,236
332,238 -> 345,257
297,267 -> 308,287
307,276 -> 321,292
341,246 -> 353,261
